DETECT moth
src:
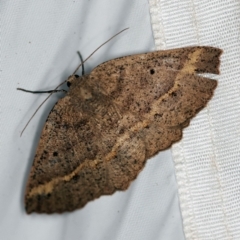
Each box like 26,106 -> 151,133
24,46 -> 222,213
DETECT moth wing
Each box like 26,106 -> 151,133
87,46 -> 221,157
24,95 -> 106,213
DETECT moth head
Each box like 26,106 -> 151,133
66,74 -> 80,88
66,74 -> 92,100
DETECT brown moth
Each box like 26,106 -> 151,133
25,46 -> 222,213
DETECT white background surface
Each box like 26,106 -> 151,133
1,1 -> 185,240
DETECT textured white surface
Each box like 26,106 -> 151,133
1,1 -> 185,240
149,0 -> 240,239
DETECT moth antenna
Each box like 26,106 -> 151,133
72,27 -> 129,75
17,88 -> 66,94
20,81 -> 66,136
20,27 -> 129,136
77,51 -> 85,76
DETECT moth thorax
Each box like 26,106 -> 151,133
79,86 -> 93,100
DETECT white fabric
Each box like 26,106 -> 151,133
1,1 -> 185,240
149,0 -> 240,239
